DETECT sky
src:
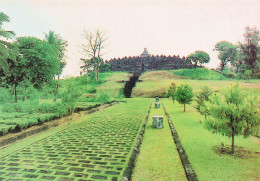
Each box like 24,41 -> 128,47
1,0 -> 260,77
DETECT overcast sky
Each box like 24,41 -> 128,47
1,0 -> 260,77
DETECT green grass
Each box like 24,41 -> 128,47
132,103 -> 186,181
0,98 -> 151,180
0,72 -> 130,136
172,67 -> 227,80
163,99 -> 260,181
133,71 -> 260,100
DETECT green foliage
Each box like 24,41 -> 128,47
244,69 -> 252,82
62,85 -> 82,115
205,84 -> 259,152
239,26 -> 260,72
172,68 -> 227,80
187,50 -> 210,69
44,30 -> 68,77
166,82 -> 177,103
195,86 -> 213,119
215,41 -> 238,71
0,12 -> 16,77
2,100 -> 39,114
0,87 -> 13,103
16,36 -> 60,88
175,84 -> 194,112
99,62 -> 111,72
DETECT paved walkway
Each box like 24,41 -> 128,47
0,99 -> 150,181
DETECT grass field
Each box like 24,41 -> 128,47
0,72 -> 130,136
172,67 -> 227,80
0,98 -> 151,180
132,70 -> 260,100
163,99 -> 260,181
132,103 -> 186,181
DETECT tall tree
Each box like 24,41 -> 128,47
16,37 -> 60,88
239,26 -> 260,72
205,85 -> 259,153
44,30 -> 68,80
187,50 -> 210,70
214,41 -> 238,72
0,44 -> 26,103
0,12 -> 15,76
81,30 -> 106,82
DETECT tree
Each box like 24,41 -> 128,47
195,85 -> 213,119
205,85 -> 259,153
239,26 -> 260,73
81,30 -> 107,82
244,69 -> 252,82
166,82 -> 177,103
214,41 -> 238,72
175,84 -> 194,112
80,58 -> 93,84
0,45 -> 27,103
99,62 -> 111,72
45,30 -> 67,95
0,12 -> 15,77
44,30 -> 68,80
187,50 -> 210,70
16,37 -> 60,88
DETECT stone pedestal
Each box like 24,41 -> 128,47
154,102 -> 160,109
152,116 -> 163,128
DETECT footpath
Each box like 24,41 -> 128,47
131,101 -> 187,181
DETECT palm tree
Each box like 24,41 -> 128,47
44,30 -> 67,79
0,12 -> 15,75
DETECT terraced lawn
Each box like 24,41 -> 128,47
163,99 -> 260,181
132,102 -> 186,181
0,98 -> 151,181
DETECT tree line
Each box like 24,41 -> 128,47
0,12 -> 67,102
215,27 -> 259,75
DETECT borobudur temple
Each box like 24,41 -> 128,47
108,48 -> 195,73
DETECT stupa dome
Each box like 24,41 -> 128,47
140,48 -> 150,58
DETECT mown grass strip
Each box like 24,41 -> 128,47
131,102 -> 186,181
163,99 -> 260,181
162,102 -> 198,181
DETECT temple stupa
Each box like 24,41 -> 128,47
140,48 -> 150,58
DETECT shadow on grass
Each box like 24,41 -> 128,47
213,144 -> 260,159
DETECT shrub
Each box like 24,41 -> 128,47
62,85 -> 82,115
195,86 -> 213,119
0,88 -> 14,103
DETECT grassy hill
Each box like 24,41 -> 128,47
132,69 -> 260,100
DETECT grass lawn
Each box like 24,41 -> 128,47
132,102 -> 186,181
132,71 -> 260,103
163,99 -> 260,181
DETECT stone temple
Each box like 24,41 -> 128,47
108,48 -> 195,73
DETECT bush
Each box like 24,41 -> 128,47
2,101 -> 39,113
62,85 -> 82,115
0,88 -> 14,103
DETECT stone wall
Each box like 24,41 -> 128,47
108,55 -> 195,73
